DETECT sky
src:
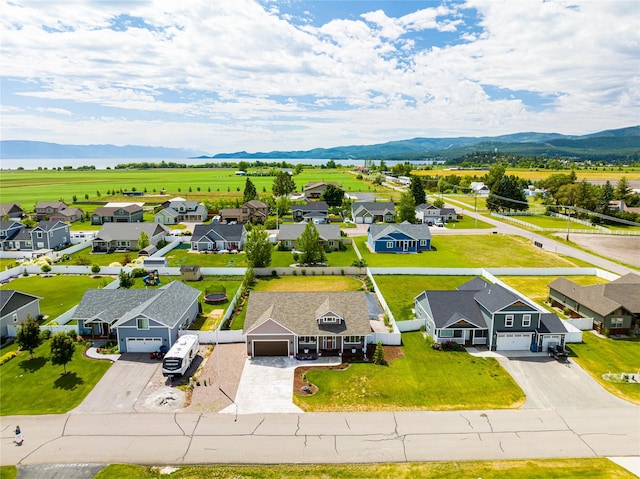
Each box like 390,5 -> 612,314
1,0 -> 639,155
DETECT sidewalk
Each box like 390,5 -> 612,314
85,341 -> 120,362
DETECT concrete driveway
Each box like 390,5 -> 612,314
71,354 -> 162,414
222,356 -> 341,415
480,352 -> 633,409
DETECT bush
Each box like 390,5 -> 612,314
271,270 -> 278,277
352,259 -> 367,268
131,268 -> 146,278
75,256 -> 92,266
91,264 -> 101,274
264,218 -> 278,229
0,351 -> 18,366
41,264 -> 52,273
40,329 -> 52,340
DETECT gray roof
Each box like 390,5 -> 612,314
416,290 -> 487,329
458,277 -> 528,313
368,222 -> 431,241
0,221 -> 23,231
0,290 -> 41,316
192,223 -> 245,243
292,202 -> 329,212
94,223 -> 168,242
74,280 -> 200,329
35,220 -> 68,231
538,313 -> 568,334
277,224 -> 341,242
549,275 -> 640,316
245,292 -> 372,336
93,205 -> 142,216
36,201 -> 66,209
352,201 -> 395,215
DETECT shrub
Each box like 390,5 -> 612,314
41,264 -> 52,273
75,256 -> 92,266
40,329 -> 52,340
372,341 -> 387,365
91,264 -> 101,274
271,270 -> 278,277
352,259 -> 367,268
131,268 -> 146,278
0,351 -> 18,366
301,269 -> 306,276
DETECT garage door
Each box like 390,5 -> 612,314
364,216 -> 373,224
496,333 -> 532,351
253,340 -> 289,357
126,337 -> 162,353
355,217 -> 364,224
541,335 -> 562,351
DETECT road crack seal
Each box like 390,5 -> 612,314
295,416 -> 300,436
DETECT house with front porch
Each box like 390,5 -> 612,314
303,182 -> 340,199
155,198 -> 208,224
548,273 -> 640,335
74,280 -> 200,351
292,201 -> 329,223
4,221 -> 70,252
351,202 -> 395,224
276,224 -> 342,251
191,223 -> 246,252
244,292 -> 372,358
416,203 -> 457,225
91,204 -> 144,225
415,277 -> 566,351
92,223 -> 169,253
367,222 -> 431,253
220,200 -> 268,225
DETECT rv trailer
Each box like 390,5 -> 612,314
161,334 -> 199,378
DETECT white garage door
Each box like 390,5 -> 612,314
541,335 -> 562,351
364,216 -> 373,224
355,216 -> 364,224
126,337 -> 162,353
496,333 -> 532,351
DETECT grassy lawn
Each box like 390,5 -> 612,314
498,275 -> 607,315
567,332 -> 640,404
1,258 -> 19,270
355,235 -> 581,268
296,332 -> 524,411
65,249 -> 141,267
166,248 -> 249,268
442,194 -> 489,212
374,275 -> 474,321
0,275 -> 114,322
498,214 -> 599,231
270,244 -> 360,267
0,339 -> 111,415
444,216 -> 494,229
90,458 -> 637,479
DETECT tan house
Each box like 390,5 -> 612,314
220,200 -> 268,224
49,207 -> 84,223
35,201 -> 67,220
303,182 -> 340,199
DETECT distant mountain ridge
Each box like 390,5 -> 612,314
0,141 -> 204,159
1,126 -> 638,160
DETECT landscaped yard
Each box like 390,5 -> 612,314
444,215 -> 494,229
65,248 -> 143,267
295,332 -> 524,411
498,275 -> 607,315
270,244 -> 360,267
354,235 -> 582,268
88,458 -> 637,479
0,339 -> 111,415
374,275 -> 474,321
0,274 -> 115,322
567,332 -> 640,404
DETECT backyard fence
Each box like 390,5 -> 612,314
565,317 -> 594,331
180,329 -> 244,344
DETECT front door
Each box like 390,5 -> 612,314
323,337 -> 336,350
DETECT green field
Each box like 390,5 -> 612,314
355,235 -> 583,268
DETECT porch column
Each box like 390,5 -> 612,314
316,336 -> 319,353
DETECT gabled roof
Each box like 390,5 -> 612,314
191,223 -> 245,243
0,221 -> 24,231
93,205 -> 143,216
415,290 -> 487,329
292,201 -> 329,212
74,281 -> 200,329
303,181 -> 340,191
34,220 -> 68,231
36,201 -> 66,210
352,202 -> 395,215
457,277 -> 533,314
537,313 -> 567,334
0,290 -> 42,316
0,204 -> 23,216
549,274 -> 640,316
94,223 -> 169,242
368,222 -> 431,242
242,200 -> 268,209
277,224 -> 341,241
50,208 -> 83,218
244,292 -> 371,336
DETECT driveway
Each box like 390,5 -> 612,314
222,356 -> 341,415
71,354 -> 163,414
472,350 -> 633,409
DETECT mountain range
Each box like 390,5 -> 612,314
1,126 -> 638,161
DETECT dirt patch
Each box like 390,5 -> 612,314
554,233 -> 640,268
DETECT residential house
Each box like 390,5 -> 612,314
155,198 -> 208,225
5,221 -> 70,252
367,222 -> 431,253
416,203 -> 457,225
34,201 -> 67,220
49,207 -> 84,223
74,280 -> 200,352
470,182 -> 490,195
244,292 -> 372,358
0,203 -> 24,220
0,290 -> 42,338
548,273 -> 640,335
91,204 -> 144,225
415,277 -> 566,351
92,223 -> 169,253
191,223 -> 246,252
292,201 -> 330,223
277,224 -> 342,251
351,202 -> 395,224
303,181 -> 340,199
0,221 -> 25,251
220,200 -> 268,224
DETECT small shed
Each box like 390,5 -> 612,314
180,265 -> 202,281
138,245 -> 158,257
143,257 -> 168,269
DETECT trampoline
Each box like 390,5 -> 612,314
204,293 -> 228,304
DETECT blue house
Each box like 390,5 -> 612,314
74,281 -> 201,353
367,222 -> 431,253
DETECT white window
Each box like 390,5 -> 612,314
420,240 -> 427,246
439,329 -> 453,338
610,317 -> 624,328
322,316 -> 338,323
137,318 -> 149,330
345,336 -> 360,344
522,314 -> 531,327
505,315 -> 514,327
386,241 -> 393,248
299,336 -> 316,343
36,231 -> 43,238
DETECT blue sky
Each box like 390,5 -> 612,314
1,0 -> 638,154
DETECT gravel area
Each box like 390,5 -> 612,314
553,233 -> 640,268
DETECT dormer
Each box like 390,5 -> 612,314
316,297 -> 344,325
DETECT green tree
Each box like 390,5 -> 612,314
409,175 -> 426,206
485,163 -> 506,191
432,198 -> 444,209
372,341 -> 387,365
272,171 -> 297,196
293,164 -> 304,175
243,177 -> 258,203
296,222 -> 326,265
119,270 -> 134,289
22,217 -> 37,228
574,180 -> 596,211
137,231 -> 150,250
16,316 -> 42,359
244,224 -> 272,268
396,191 -> 417,223
487,175 -> 528,213
275,196 -> 292,217
50,332 -> 75,375
615,176 -> 632,203
596,181 -> 615,214
320,184 -> 344,207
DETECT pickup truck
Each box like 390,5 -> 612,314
548,344 -> 569,362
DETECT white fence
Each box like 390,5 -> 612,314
565,317 -> 594,331
7,323 -> 77,337
396,318 -> 425,332
368,331 -> 402,346
180,329 -> 244,344
254,267 -> 365,276
564,321 -> 583,343
492,212 -> 640,236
